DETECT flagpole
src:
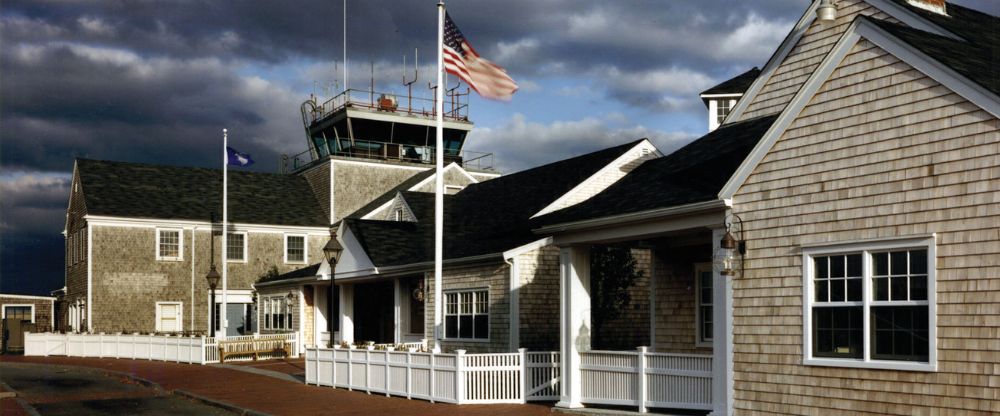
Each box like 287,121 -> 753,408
221,128 -> 229,339
432,0 -> 445,354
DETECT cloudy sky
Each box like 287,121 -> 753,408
1,0 -> 994,295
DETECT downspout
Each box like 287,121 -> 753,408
191,227 -> 196,332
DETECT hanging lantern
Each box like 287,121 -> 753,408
412,280 -> 425,302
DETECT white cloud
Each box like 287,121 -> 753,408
716,13 -> 791,62
77,16 -> 115,36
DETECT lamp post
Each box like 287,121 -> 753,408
206,266 -> 220,335
323,227 -> 343,342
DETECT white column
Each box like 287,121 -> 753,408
710,227 -> 734,416
556,245 -> 590,409
393,278 -> 402,344
339,284 -> 355,344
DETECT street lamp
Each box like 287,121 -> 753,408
322,227 -> 343,341
205,265 -> 220,334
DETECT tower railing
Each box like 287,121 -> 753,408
306,88 -> 469,126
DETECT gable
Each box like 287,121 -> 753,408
65,164 -> 87,233
721,17 -> 1000,201
730,0 -> 963,124
532,139 -> 659,218
408,163 -> 479,193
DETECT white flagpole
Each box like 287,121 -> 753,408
433,0 -> 445,353
343,0 -> 348,91
221,128 -> 229,339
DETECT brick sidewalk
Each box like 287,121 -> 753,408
0,356 -> 552,416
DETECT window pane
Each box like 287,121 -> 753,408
815,257 -> 828,279
910,250 -> 928,275
910,275 -> 928,301
847,278 -> 862,302
459,316 -> 473,338
874,277 -> 889,301
871,306 -> 929,361
445,316 -> 458,338
846,254 -> 862,277
890,251 -> 907,275
813,307 -> 862,359
474,315 -> 488,339
830,255 -> 845,278
830,279 -> 845,302
890,276 -> 908,301
815,280 -> 829,302
873,252 -> 889,276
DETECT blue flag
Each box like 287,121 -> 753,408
226,146 -> 254,167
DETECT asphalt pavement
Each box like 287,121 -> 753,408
0,362 -> 233,415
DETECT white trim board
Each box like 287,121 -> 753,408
86,215 -> 329,235
0,294 -> 57,301
718,17 -> 1000,200
532,139 -> 659,219
725,0 -> 962,125
1,304 -> 36,323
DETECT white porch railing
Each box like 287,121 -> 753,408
581,348 -> 713,412
305,347 -> 561,404
25,332 -> 298,365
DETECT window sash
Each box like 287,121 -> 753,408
286,235 -> 305,263
443,289 -> 488,340
802,239 -> 935,370
158,229 -> 181,260
227,233 -> 245,261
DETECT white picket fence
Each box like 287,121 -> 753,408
25,332 -> 298,365
581,348 -> 713,411
305,347 -> 561,404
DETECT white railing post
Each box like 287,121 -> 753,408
637,347 -> 648,413
429,352 -> 436,403
365,348 -> 372,394
455,350 -> 466,403
347,349 -> 354,391
519,348 -> 528,403
385,350 -> 391,397
405,351 -> 412,399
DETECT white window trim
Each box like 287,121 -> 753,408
694,263 -> 713,348
443,288 -> 490,342
156,228 -> 184,261
284,234 -> 308,264
802,235 -> 937,372
2,304 -> 35,323
226,231 -> 248,263
155,301 -> 183,332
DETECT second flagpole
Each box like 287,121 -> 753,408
221,128 -> 228,339
433,0 -> 445,354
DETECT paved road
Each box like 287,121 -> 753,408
1,356 -> 553,416
1,362 -> 232,415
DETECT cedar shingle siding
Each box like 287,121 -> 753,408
731,40 -> 1000,415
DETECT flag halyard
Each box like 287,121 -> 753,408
442,12 -> 518,101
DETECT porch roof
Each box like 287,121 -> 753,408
534,114 -> 777,230
256,263 -> 323,287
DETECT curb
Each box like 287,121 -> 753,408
174,389 -> 273,416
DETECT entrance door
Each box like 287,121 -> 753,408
354,281 -> 394,343
215,303 -> 254,336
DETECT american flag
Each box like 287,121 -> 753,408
443,12 -> 518,101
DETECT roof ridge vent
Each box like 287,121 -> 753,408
906,0 -> 947,16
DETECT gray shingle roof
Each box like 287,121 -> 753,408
701,67 -> 761,96
77,159 -> 327,226
345,139 -> 644,266
535,115 -> 778,227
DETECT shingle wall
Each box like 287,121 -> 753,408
731,40 -> 1000,415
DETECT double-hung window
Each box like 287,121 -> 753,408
444,289 -> 488,340
285,235 -> 306,264
156,229 -> 182,261
803,236 -> 936,371
227,232 -> 246,262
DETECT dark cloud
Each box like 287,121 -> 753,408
1,0 -> 996,295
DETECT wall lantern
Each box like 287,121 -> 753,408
412,280 -> 425,302
817,0 -> 838,23
715,214 -> 747,277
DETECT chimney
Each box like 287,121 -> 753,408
906,0 -> 947,15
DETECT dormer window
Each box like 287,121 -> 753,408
395,209 -> 404,221
716,99 -> 733,125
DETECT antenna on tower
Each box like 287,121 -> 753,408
403,49 -> 418,115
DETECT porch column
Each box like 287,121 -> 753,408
710,227 -> 734,416
339,283 -> 354,344
393,278 -> 402,344
556,245 -> 590,409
